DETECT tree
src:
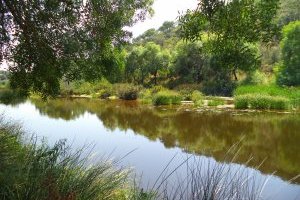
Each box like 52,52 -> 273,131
0,0 -> 153,96
125,42 -> 170,86
277,21 -> 300,86
125,46 -> 145,84
277,0 -> 300,27
179,0 -> 280,80
172,41 -> 205,84
142,42 -> 170,85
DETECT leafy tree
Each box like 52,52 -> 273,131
125,46 -> 145,84
172,41 -> 205,84
277,0 -> 300,27
277,21 -> 300,86
125,42 -> 170,85
142,42 -> 170,85
0,0 -> 153,96
179,0 -> 280,80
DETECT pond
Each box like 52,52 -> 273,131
1,98 -> 300,199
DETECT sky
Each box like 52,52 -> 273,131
0,0 -> 198,70
129,0 -> 199,38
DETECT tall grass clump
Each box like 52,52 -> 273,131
152,90 -> 182,105
234,85 -> 300,109
0,117 -> 132,200
191,90 -> 204,106
235,94 -> 290,110
151,145 -> 269,200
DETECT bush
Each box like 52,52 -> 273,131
277,21 -> 300,86
242,70 -> 269,85
152,90 -> 182,105
191,90 -> 204,106
202,74 -> 236,97
234,94 -> 290,110
174,84 -> 202,101
115,83 -> 141,100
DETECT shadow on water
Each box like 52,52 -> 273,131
28,98 -> 300,184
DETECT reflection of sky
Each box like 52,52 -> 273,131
0,101 -> 299,200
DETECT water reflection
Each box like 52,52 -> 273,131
29,98 -> 300,183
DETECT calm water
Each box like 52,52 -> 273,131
1,98 -> 300,199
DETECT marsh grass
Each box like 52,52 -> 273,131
0,116 -> 131,200
191,90 -> 204,106
148,144 -> 270,200
152,91 -> 182,105
234,85 -> 300,108
235,94 -> 290,110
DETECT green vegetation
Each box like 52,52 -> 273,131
0,89 -> 26,105
115,84 -> 141,100
191,90 -> 204,106
208,99 -> 225,107
277,21 -> 300,86
235,94 -> 290,110
152,90 -> 182,105
0,117 -> 136,200
234,85 -> 300,109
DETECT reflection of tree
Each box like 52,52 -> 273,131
30,98 -> 86,120
30,98 -> 300,183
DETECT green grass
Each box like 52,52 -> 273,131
208,99 -> 225,107
0,117 -> 135,200
152,90 -> 182,105
234,94 -> 290,110
234,85 -> 300,109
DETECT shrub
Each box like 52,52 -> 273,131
174,84 -> 202,101
152,90 -> 182,105
234,95 -> 249,109
191,90 -> 204,106
202,75 -> 236,97
242,70 -> 269,85
115,84 -> 141,100
277,21 -> 300,86
234,94 -> 290,110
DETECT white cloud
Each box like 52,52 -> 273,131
129,0 -> 198,37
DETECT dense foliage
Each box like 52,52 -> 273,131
0,0 -> 153,96
276,21 -> 300,86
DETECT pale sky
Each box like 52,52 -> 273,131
129,0 -> 198,37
